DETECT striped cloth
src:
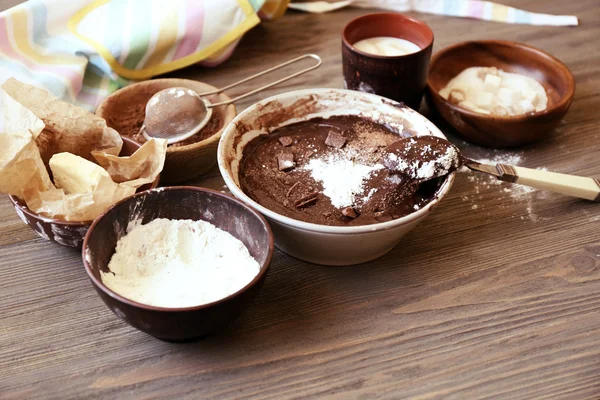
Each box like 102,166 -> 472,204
0,0 -> 289,109
289,0 -> 578,26
0,0 -> 576,110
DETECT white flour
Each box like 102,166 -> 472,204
303,155 -> 383,208
384,146 -> 459,180
458,150 -> 553,222
101,218 -> 260,308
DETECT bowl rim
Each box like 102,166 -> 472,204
341,12 -> 434,60
8,136 -> 160,227
426,39 -> 576,122
95,78 -> 237,154
82,186 -> 275,312
217,87 -> 456,235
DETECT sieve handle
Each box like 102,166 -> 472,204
206,54 -> 322,108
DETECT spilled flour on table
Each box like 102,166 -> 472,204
459,150 -> 550,222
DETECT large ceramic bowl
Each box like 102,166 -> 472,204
217,88 -> 455,266
83,187 -> 274,341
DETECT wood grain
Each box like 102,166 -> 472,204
2,0 -> 600,399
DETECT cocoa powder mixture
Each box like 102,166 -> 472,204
102,88 -> 223,147
239,115 -> 444,226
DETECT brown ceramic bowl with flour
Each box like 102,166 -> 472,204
8,137 -> 159,249
82,187 -> 274,342
426,40 -> 575,148
96,79 -> 237,183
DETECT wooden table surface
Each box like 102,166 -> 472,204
2,1 -> 600,399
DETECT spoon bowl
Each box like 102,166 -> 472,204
143,87 -> 213,144
382,135 -> 461,181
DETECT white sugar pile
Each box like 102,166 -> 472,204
304,155 -> 383,208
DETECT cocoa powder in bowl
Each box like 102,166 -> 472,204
101,84 -> 224,147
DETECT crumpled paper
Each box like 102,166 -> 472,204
2,77 -> 122,165
0,78 -> 167,222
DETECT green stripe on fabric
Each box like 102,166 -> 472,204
247,0 -> 266,12
82,65 -> 105,88
123,0 -> 152,69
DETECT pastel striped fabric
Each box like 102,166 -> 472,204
0,0 -> 575,111
0,0 -> 287,109
291,0 -> 578,26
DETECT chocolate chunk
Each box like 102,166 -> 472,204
295,193 -> 318,208
341,207 -> 358,219
286,181 -> 302,197
286,181 -> 318,208
278,136 -> 293,147
277,153 -> 295,171
325,131 -> 347,149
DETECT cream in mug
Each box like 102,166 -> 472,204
353,36 -> 421,56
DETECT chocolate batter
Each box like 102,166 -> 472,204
239,115 -> 444,226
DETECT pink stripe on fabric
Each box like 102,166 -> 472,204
197,38 -> 240,68
0,17 -> 83,95
76,89 -> 102,108
468,0 -> 484,17
171,0 -> 205,61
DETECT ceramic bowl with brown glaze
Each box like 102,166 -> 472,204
342,12 -> 434,110
426,40 -> 575,148
82,187 -> 273,341
96,79 -> 237,183
9,137 -> 159,249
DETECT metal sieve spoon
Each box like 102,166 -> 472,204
141,54 -> 322,144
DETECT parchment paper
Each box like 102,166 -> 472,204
0,79 -> 166,222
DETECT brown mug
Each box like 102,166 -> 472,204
342,13 -> 434,110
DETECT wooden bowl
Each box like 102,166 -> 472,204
9,137 -> 159,249
426,40 -> 575,148
82,187 -> 274,341
96,79 -> 237,183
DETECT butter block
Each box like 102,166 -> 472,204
50,152 -> 114,194
448,89 -> 465,104
483,74 -> 502,94
474,91 -> 494,109
458,101 -> 478,112
521,88 -> 539,106
513,99 -> 535,114
497,87 -> 520,108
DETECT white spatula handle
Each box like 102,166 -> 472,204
496,164 -> 600,201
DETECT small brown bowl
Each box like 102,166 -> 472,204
9,137 -> 159,248
82,187 -> 273,341
96,79 -> 237,183
426,40 -> 575,148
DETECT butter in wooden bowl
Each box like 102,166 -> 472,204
0,78 -> 166,247
439,67 -> 548,117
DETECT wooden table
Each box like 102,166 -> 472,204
2,1 -> 600,398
